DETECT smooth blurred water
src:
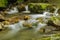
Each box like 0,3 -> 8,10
25,5 -> 29,11
54,8 -> 59,16
0,11 -> 55,40
1,23 -> 20,40
35,23 -> 47,32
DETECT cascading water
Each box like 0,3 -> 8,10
26,19 -> 46,33
35,23 -> 47,32
1,23 -> 21,40
18,20 -> 25,29
28,14 -> 49,32
29,14 -> 45,19
1,10 -> 56,39
43,11 -> 51,23
30,11 -> 51,33
54,8 -> 59,16
23,5 -> 30,13
25,5 -> 29,11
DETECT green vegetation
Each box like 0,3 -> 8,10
28,3 -> 51,13
29,3 -> 51,9
0,0 -> 23,7
0,0 -> 7,7
50,16 -> 60,25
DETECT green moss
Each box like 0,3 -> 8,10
29,3 -> 51,9
0,0 -> 7,7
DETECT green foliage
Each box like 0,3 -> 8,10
0,0 -> 7,7
28,3 -> 51,13
50,16 -> 60,22
49,16 -> 60,25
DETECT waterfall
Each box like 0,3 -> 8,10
18,20 -> 25,29
7,7 -> 19,14
54,8 -> 59,16
27,14 -> 47,33
22,5 -> 30,13
2,20 -> 26,40
43,11 -> 51,23
35,23 -> 47,33
1,23 -> 20,40
29,14 -> 45,19
25,5 -> 29,11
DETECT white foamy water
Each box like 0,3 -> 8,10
29,11 -> 51,19
1,23 -> 20,40
22,5 -> 30,13
7,7 -> 19,14
54,8 -> 59,16
1,11 -> 53,39
25,5 -> 29,11
18,20 -> 25,29
43,11 -> 51,23
30,14 -> 45,19
35,23 -> 47,32
29,12 -> 51,32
